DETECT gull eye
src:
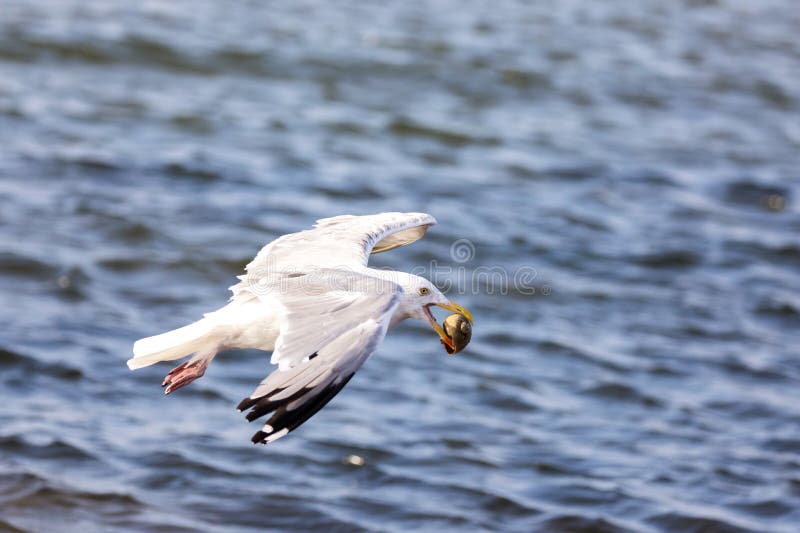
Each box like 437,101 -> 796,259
418,287 -> 430,296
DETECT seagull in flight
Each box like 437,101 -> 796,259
127,212 -> 473,444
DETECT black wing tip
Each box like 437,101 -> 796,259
237,397 -> 255,412
241,385 -> 305,422
239,373 -> 356,446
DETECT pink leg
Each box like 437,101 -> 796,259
162,357 -> 211,395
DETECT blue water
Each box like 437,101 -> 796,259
1,1 -> 799,531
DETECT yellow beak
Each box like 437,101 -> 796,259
423,300 -> 474,351
435,301 -> 473,324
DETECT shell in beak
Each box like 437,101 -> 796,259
442,313 -> 472,354
423,301 -> 473,354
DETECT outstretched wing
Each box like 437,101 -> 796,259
236,271 -> 402,444
242,212 -> 435,278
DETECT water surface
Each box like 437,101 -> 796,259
1,1 -> 799,531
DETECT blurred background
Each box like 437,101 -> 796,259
1,1 -> 799,531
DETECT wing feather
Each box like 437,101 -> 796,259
237,271 -> 401,444
230,213 -> 435,301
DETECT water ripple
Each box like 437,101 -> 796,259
1,0 -> 799,531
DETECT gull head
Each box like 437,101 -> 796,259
388,272 -> 473,352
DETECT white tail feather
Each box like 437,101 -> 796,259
127,318 -> 218,370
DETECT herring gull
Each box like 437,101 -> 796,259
127,212 -> 473,444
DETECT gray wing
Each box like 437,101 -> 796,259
236,271 -> 402,444
239,212 -> 435,279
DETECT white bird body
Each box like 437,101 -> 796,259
127,212 -> 473,444
129,298 -> 281,368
